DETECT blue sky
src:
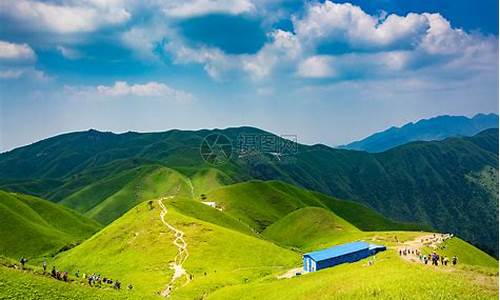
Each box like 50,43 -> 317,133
0,0 -> 498,151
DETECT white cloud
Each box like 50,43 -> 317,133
0,41 -> 36,61
165,41 -> 238,80
297,56 -> 336,78
293,2 -> 429,50
0,0 -> 131,34
162,0 -> 254,18
95,81 -> 195,102
57,46 -> 81,60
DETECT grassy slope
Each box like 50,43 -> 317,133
262,207 -> 360,250
0,266 -> 147,300
53,200 -> 298,299
12,179 -> 497,300
0,191 -> 100,259
205,180 -> 427,235
61,165 -> 191,224
423,237 -> 498,268
190,168 -> 231,199
208,250 -> 498,300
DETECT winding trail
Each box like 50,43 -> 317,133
158,197 -> 191,297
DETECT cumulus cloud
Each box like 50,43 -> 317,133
95,81 -> 195,102
293,2 -> 429,50
290,1 -> 498,80
0,41 -> 36,61
160,1 -> 496,82
297,56 -> 336,78
0,40 -> 46,81
0,0 -> 131,34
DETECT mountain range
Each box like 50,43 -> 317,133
0,126 -> 497,256
340,113 -> 499,152
0,121 -> 498,299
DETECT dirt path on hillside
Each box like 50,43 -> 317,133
158,197 -> 191,297
397,233 -> 453,263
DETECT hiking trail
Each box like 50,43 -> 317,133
158,197 -> 191,297
397,233 -> 453,263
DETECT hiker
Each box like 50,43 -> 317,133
128,284 -> 133,290
42,260 -> 47,274
440,256 -> 444,265
443,257 -> 449,266
148,200 -> 154,210
452,256 -> 458,265
51,266 -> 57,278
88,275 -> 93,286
75,270 -> 80,278
19,257 -> 27,269
63,271 -> 68,282
114,280 -> 121,289
399,250 -> 402,256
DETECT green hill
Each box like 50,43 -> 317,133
204,180 -> 427,235
0,127 -> 497,255
60,165 -> 192,224
0,191 -> 100,259
208,250 -> 498,300
53,199 -> 299,298
262,207 -> 360,250
1,179 -> 497,299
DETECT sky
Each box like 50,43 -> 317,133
0,0 -> 498,152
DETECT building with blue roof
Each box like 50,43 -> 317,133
303,241 -> 386,272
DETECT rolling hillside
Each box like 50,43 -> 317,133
0,127 -> 497,256
29,183 -> 500,299
0,191 -> 101,259
0,176 -> 497,299
340,113 -> 499,152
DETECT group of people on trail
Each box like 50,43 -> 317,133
51,266 -> 69,282
399,248 -> 458,266
86,273 -> 129,290
17,257 -> 134,292
399,248 -> 421,257
423,252 -> 458,266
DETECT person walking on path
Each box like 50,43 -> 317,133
19,257 -> 28,269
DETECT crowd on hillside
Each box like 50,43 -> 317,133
18,257 -> 133,292
399,248 -> 458,266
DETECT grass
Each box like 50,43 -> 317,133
262,207 -> 360,250
1,176 -> 497,299
61,165 -> 191,224
190,168 -> 231,198
53,200 -> 298,299
0,190 -> 100,260
205,180 -> 427,235
207,250 -> 498,300
0,264 -> 148,300
422,237 -> 499,268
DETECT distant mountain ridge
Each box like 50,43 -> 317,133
340,113 -> 499,152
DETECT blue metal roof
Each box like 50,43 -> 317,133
304,241 -> 369,262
